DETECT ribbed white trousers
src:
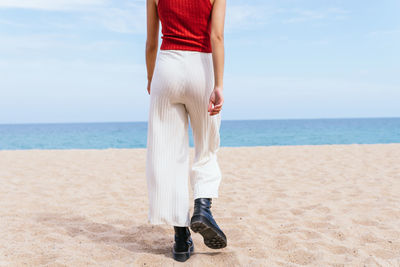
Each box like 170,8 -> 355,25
146,49 -> 222,227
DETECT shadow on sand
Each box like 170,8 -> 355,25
34,212 -> 224,260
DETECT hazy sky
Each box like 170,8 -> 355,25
0,0 -> 399,124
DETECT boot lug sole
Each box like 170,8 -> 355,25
190,216 -> 227,249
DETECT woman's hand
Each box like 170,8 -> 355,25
208,86 -> 224,116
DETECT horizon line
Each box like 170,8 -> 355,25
1,116 -> 400,126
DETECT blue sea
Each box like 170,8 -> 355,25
0,118 -> 399,150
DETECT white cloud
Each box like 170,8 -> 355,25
367,29 -> 400,37
226,1 -> 307,32
0,34 -> 131,53
0,0 -> 146,34
84,3 -> 146,34
225,73 -> 399,96
225,3 -> 348,32
0,1 -> 348,34
226,4 -> 277,31
282,7 -> 349,24
0,0 -> 107,10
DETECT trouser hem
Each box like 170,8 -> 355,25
193,192 -> 219,200
148,218 -> 190,227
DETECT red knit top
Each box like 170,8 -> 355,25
157,0 -> 213,53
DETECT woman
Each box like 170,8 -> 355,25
145,0 -> 227,262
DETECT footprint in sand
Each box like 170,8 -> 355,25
85,223 -> 113,233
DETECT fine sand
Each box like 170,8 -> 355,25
1,144 -> 400,266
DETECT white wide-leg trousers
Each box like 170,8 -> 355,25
146,49 -> 222,227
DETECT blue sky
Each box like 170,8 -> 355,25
0,0 -> 399,124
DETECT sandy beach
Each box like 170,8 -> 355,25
1,144 -> 400,266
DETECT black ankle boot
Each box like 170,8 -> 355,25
172,226 -> 194,262
190,198 -> 227,249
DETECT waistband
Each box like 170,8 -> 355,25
159,49 -> 212,55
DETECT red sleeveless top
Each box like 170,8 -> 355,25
157,0 -> 213,53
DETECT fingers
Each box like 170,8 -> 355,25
213,103 -> 223,109
208,101 -> 223,116
208,87 -> 224,116
211,105 -> 222,112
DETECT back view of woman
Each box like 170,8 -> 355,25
145,0 -> 227,262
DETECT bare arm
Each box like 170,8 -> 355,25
208,0 -> 226,115
145,0 -> 159,95
210,0 -> 226,90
